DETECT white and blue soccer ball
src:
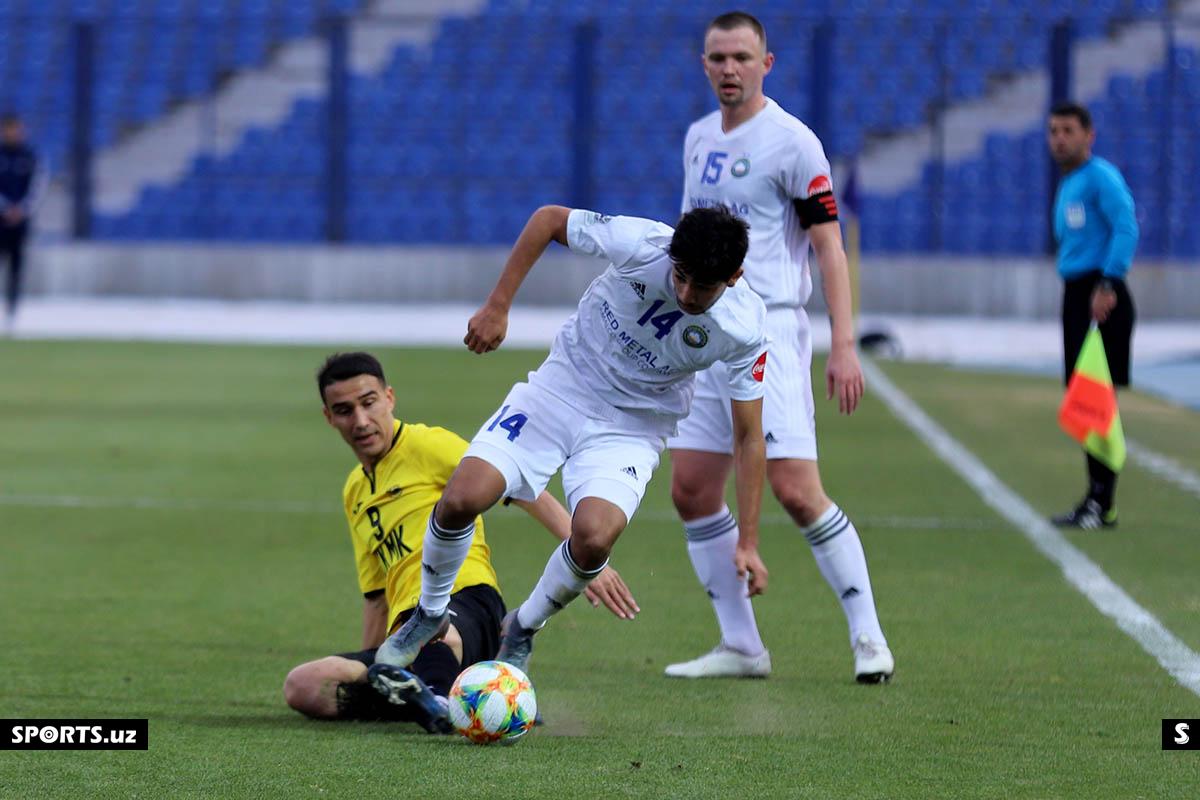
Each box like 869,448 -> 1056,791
447,660 -> 537,744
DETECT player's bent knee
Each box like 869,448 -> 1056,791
772,483 -> 830,526
284,657 -> 362,718
768,461 -> 828,519
283,663 -> 320,714
436,485 -> 490,528
569,512 -> 624,569
670,464 -> 729,519
670,478 -> 725,519
567,536 -> 611,571
437,460 -> 506,527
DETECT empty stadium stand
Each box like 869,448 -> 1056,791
0,0 -> 1192,256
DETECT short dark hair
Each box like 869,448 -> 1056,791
317,351 -> 386,402
707,11 -> 767,51
669,206 -> 750,285
1050,101 -> 1092,130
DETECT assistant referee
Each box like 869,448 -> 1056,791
1046,101 -> 1138,529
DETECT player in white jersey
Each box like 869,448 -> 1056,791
664,12 -> 894,683
365,203 -> 770,685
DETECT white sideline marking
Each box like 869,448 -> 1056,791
0,493 -> 991,531
1127,440 -> 1200,501
863,359 -> 1200,698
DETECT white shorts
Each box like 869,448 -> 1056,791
464,382 -> 665,524
669,307 -> 817,461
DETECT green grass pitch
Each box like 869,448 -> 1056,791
1,340 -> 1197,798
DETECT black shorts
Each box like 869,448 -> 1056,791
336,584 -> 506,668
1062,271 -> 1135,387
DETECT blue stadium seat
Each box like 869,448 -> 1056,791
8,0 -> 1176,252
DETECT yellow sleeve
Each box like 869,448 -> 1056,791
351,527 -> 386,596
416,426 -> 470,487
344,474 -> 386,596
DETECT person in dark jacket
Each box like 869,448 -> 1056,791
1,113 -> 39,329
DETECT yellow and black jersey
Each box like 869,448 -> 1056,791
342,420 -> 499,633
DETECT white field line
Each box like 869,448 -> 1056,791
0,493 -> 991,531
863,359 -> 1200,698
1126,439 -> 1200,501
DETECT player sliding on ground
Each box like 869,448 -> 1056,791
367,205 -> 769,691
283,352 -> 637,733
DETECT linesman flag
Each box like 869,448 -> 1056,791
1058,325 -> 1126,472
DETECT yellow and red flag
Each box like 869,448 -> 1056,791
1058,326 -> 1126,472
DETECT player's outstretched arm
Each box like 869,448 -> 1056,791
809,221 -> 865,415
464,205 -> 573,354
730,397 -> 768,596
510,492 -> 640,620
361,591 -> 388,649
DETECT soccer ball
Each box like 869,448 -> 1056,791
447,660 -> 537,744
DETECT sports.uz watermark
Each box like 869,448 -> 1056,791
2,719 -> 148,750
1162,719 -> 1200,751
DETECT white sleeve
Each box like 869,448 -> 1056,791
781,131 -> 834,201
567,209 -> 671,271
724,338 -> 769,402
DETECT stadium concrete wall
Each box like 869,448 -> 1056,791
23,244 -> 1200,319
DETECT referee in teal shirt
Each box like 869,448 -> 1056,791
1047,101 -> 1138,529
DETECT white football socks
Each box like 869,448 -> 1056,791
417,508 -> 475,616
684,506 -> 766,657
516,540 -> 606,631
801,503 -> 886,645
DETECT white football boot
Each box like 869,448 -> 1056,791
853,634 -> 894,684
664,645 -> 772,678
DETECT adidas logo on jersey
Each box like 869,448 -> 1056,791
764,432 -> 778,444
628,280 -> 646,299
621,466 -> 638,478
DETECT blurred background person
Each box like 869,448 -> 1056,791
0,113 -> 40,332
